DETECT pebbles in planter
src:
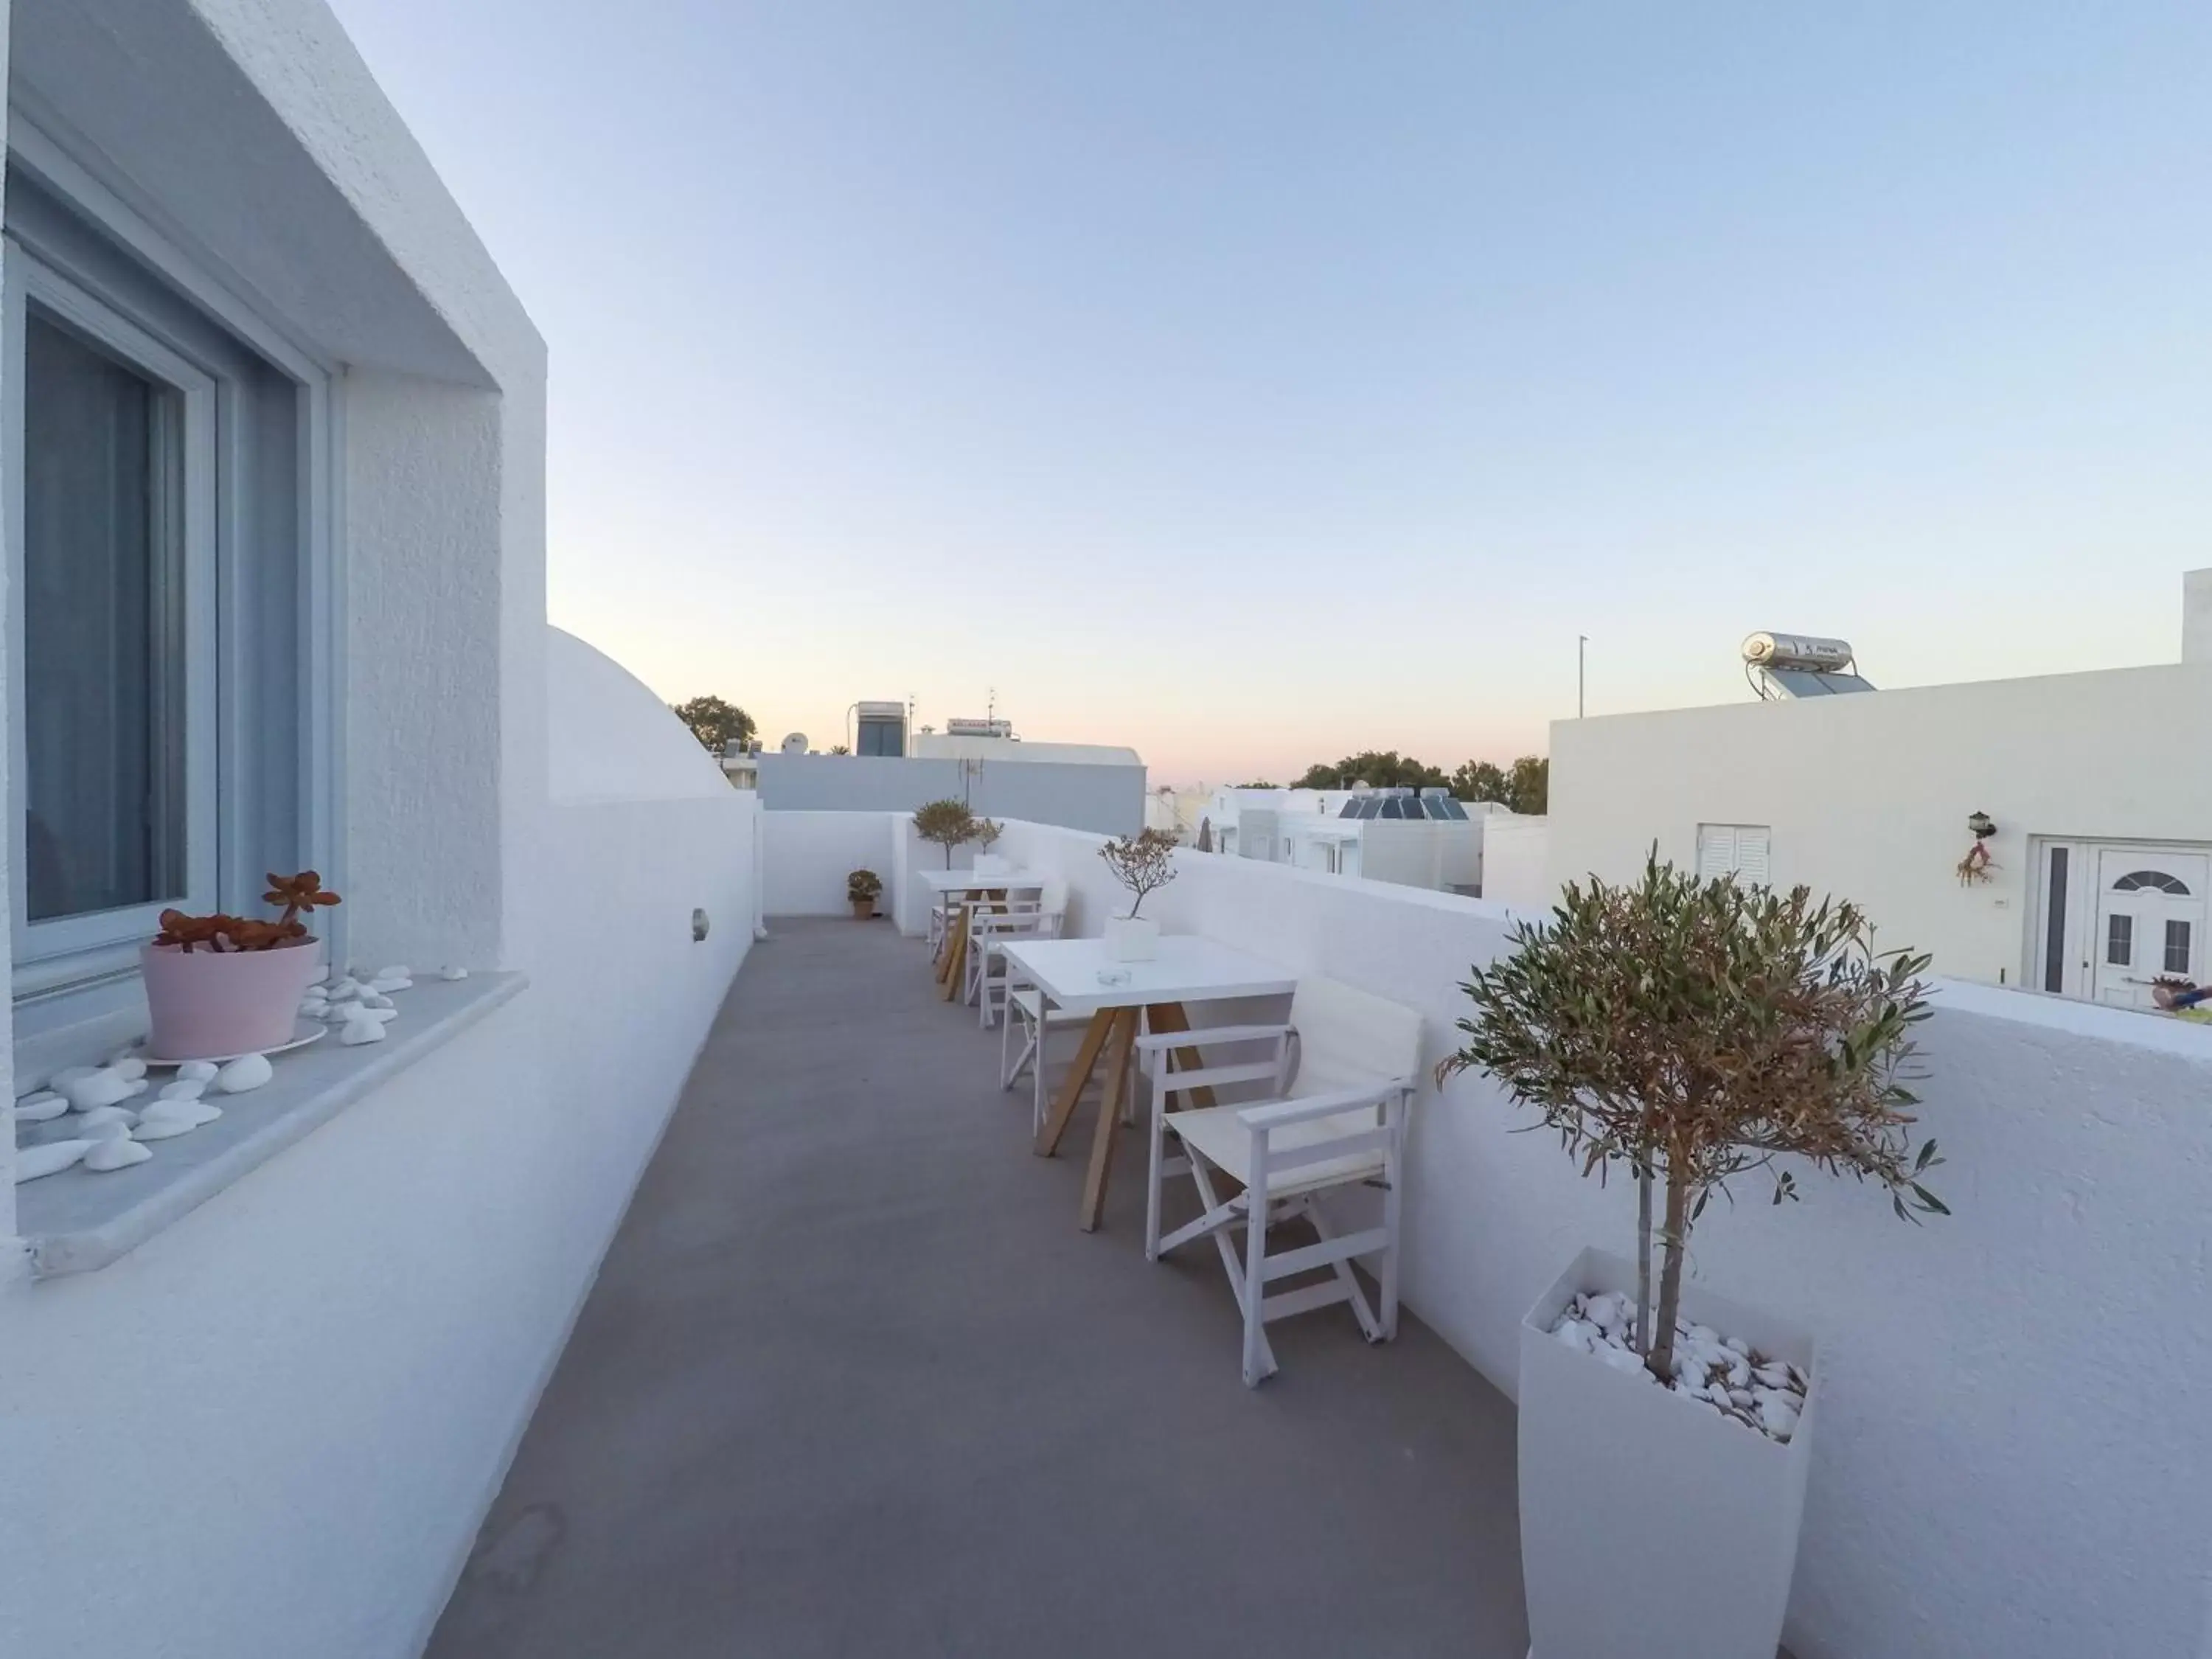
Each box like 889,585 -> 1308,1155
15,1093 -> 68,1124
178,1061 -> 220,1084
1550,1290 -> 1808,1442
60,1069 -> 136,1113
439,967 -> 467,981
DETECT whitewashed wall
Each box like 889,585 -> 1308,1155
761,811 -> 901,916
1548,661 -> 2212,988
1480,814 -> 1551,909
905,815 -> 2212,1659
0,633 -> 755,1659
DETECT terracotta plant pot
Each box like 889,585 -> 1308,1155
850,900 -> 874,920
140,939 -> 322,1060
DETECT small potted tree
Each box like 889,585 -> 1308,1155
1438,854 -> 1943,1659
913,799 -> 978,869
141,872 -> 342,1060
1099,829 -> 1179,961
971,818 -> 1009,876
846,869 -> 883,919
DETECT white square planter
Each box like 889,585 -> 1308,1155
1102,917 -> 1159,961
1520,1246 -> 1818,1659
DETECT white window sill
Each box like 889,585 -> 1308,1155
13,971 -> 526,1278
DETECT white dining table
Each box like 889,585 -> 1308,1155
1000,934 -> 1296,1231
915,869 -> 1048,1001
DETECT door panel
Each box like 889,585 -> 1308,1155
2091,849 -> 2208,1006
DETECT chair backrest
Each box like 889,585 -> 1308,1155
1285,976 -> 1422,1099
973,906 -> 1049,941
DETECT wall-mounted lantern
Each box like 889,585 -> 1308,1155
1966,810 -> 1997,841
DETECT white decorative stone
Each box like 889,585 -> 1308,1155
351,1006 -> 399,1024
360,991 -> 394,1010
69,1119 -> 135,1144
178,1060 -> 220,1083
109,1054 -> 149,1082
327,977 -> 365,1000
215,1053 -> 274,1093
85,1137 -> 154,1172
1552,1318 -> 1597,1353
131,1116 -> 199,1141
15,1140 -> 94,1182
158,1079 -> 207,1102
51,1066 -> 96,1088
375,964 -> 410,981
125,1078 -> 150,1097
61,1070 -> 135,1113
1593,1342 -> 1655,1381
338,1017 -> 389,1047
140,1099 -> 221,1128
71,1105 -> 138,1133
439,966 -> 467,981
15,1093 -> 68,1123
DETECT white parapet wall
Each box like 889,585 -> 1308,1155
0,630 -> 757,1659
760,812 -> 904,917
905,814 -> 2212,1659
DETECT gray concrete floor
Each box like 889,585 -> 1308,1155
426,918 -> 1528,1659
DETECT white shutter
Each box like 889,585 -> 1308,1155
1696,824 -> 1736,883
1733,827 -> 1771,886
1695,824 -> 1772,886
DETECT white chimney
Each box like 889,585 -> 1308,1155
2188,568 -> 2212,665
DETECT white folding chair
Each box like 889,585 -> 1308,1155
1138,977 -> 1422,1387
1001,984 -> 1093,1134
966,905 -> 1060,1026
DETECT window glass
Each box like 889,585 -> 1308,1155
2107,914 -> 2133,967
2166,919 -> 2192,975
21,309 -> 185,922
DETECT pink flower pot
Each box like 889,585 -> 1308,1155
139,940 -> 323,1061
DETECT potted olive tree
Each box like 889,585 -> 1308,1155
971,818 -> 1009,876
846,869 -> 883,919
913,799 -> 978,868
1099,829 -> 1178,961
1439,854 -> 1943,1659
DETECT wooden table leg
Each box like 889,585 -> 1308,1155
938,907 -> 969,999
1139,1001 -> 1217,1111
1079,1009 -> 1141,1231
1034,1009 -> 1115,1156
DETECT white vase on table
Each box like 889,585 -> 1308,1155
1103,917 -> 1158,961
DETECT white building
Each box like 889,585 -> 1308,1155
0,5 -> 759,1654
1546,571 -> 2212,1006
1203,785 -> 1509,895
754,728 -> 1144,836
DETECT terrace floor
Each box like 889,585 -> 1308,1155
426,917 -> 1530,1658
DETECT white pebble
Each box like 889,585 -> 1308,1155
131,1116 -> 198,1141
139,1099 -> 220,1128
15,1140 -> 94,1181
50,1066 -> 96,1088
58,1118 -> 134,1144
375,964 -> 411,981
215,1054 -> 274,1094
15,1093 -> 68,1123
338,1018 -> 389,1047
351,1006 -> 398,1023
108,1054 -> 149,1082
61,1070 -> 134,1113
1593,1343 -> 1656,1382
84,1138 -> 154,1172
439,966 -> 467,981
177,1061 -> 219,1083
71,1105 -> 137,1133
158,1079 -> 206,1102
1551,1318 -> 1596,1353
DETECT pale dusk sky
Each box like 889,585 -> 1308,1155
325,1 -> 2210,783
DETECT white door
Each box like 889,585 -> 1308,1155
2090,848 -> 2208,1006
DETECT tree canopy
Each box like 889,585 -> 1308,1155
1290,751 -> 1549,813
672,695 -> 756,756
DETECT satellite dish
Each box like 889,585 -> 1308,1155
780,732 -> 809,755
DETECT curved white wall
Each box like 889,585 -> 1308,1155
0,629 -> 757,1659
547,627 -> 730,803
